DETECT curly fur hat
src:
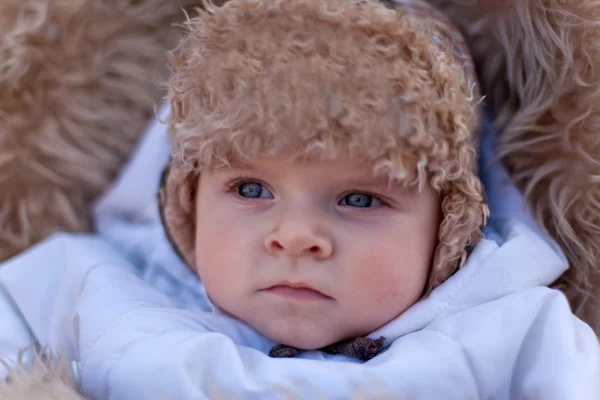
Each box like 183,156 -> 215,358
159,0 -> 489,293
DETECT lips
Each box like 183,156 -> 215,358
263,281 -> 333,301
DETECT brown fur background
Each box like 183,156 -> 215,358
0,0 -> 598,388
0,0 -> 205,262
0,0 -> 598,397
429,0 -> 600,337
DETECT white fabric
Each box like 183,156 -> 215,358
0,104 -> 598,399
0,283 -> 34,377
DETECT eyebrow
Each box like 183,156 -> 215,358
341,175 -> 416,194
219,159 -> 263,172
342,176 -> 389,187
224,160 -> 249,169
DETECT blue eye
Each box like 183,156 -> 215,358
340,193 -> 381,208
238,182 -> 273,199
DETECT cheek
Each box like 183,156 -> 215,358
194,212 -> 244,292
353,241 -> 429,306
355,252 -> 402,304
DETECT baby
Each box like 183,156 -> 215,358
159,0 -> 487,357
0,0 -> 598,398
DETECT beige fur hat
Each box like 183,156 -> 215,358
159,0 -> 489,293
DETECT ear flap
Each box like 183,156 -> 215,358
158,163 -> 198,270
426,176 -> 489,294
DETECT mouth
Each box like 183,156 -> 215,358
262,281 -> 334,301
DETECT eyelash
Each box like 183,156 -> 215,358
225,175 -> 269,193
338,190 -> 388,207
225,176 -> 388,207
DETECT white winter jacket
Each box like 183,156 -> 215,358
0,105 -> 598,399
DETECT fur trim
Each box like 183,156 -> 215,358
429,0 -> 600,337
0,0 -> 203,262
0,349 -> 83,400
160,0 -> 489,293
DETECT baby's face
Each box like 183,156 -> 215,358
194,155 -> 440,350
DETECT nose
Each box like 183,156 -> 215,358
264,212 -> 333,260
